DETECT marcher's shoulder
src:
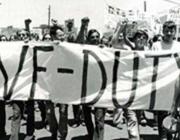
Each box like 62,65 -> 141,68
173,41 -> 180,50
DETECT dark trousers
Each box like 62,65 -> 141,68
0,100 -> 6,135
46,101 -> 68,139
37,101 -> 46,122
83,106 -> 106,140
26,100 -> 35,136
73,105 -> 82,122
59,104 -> 68,139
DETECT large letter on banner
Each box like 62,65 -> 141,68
112,51 -> 138,108
29,46 -> 54,100
81,49 -> 107,105
5,45 -> 29,100
0,57 -> 8,98
0,42 -> 180,111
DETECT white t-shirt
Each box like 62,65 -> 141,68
152,40 -> 180,51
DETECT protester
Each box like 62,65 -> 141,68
0,35 -> 8,41
111,21 -> 150,140
100,35 -> 111,48
31,33 -> 39,41
42,33 -> 53,41
76,17 -> 89,44
84,30 -> 106,140
84,29 -> 107,140
64,19 -> 77,42
0,100 -> 6,138
64,19 -> 84,128
8,28 -> 36,140
9,101 -> 25,140
17,30 -> 29,41
75,17 -> 107,140
151,20 -> 180,140
46,24 -> 68,140
111,21 -> 131,50
1,13 -> 180,140
70,17 -> 91,129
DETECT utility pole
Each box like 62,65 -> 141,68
144,0 -> 147,12
48,5 -> 51,29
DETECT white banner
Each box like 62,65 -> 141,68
0,42 -> 179,111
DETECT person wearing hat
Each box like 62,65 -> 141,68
115,21 -> 150,51
111,21 -> 151,140
132,29 -> 149,50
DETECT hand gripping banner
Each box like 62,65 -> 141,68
0,41 -> 179,111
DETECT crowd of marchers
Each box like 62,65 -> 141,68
0,17 -> 179,140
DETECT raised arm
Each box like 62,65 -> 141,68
76,17 -> 89,44
122,23 -> 134,49
111,21 -> 134,49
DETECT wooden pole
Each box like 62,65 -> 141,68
48,5 -> 51,29
144,1 -> 147,12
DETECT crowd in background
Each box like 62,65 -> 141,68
0,17 -> 179,140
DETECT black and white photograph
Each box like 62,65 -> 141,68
0,0 -> 180,140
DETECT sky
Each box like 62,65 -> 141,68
0,0 -> 178,29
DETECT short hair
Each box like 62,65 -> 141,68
86,29 -> 100,42
163,21 -> 176,30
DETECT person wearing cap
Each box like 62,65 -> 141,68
111,21 -> 151,140
117,21 -> 151,51
132,29 -> 149,50
151,20 -> 180,140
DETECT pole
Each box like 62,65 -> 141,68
144,0 -> 147,12
48,5 -> 51,29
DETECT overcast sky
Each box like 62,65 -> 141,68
0,0 -> 178,29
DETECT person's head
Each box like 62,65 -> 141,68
162,21 -> 176,43
100,36 -> 109,47
87,29 -> 100,45
31,33 -> 39,41
118,33 -> 124,42
66,19 -> 74,31
133,29 -> 148,50
152,34 -> 162,42
42,33 -> 53,41
18,30 -> 29,41
55,28 -> 65,41
0,35 -> 7,41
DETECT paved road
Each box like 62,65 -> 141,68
3,105 -> 160,140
